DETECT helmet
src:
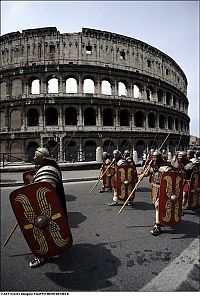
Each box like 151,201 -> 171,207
35,147 -> 50,157
117,159 -> 126,166
123,150 -> 130,157
113,149 -> 121,158
102,151 -> 110,160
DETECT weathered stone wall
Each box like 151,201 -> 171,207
0,27 -> 190,161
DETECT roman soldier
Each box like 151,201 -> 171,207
99,152 -> 114,193
108,149 -> 137,206
28,147 -> 72,267
172,151 -> 197,213
148,150 -> 175,236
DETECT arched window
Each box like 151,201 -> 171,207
46,107 -> 58,125
133,84 -> 140,99
148,113 -> 156,128
166,92 -> 171,106
48,78 -> 58,93
84,140 -> 96,161
65,107 -> 77,125
83,78 -> 95,94
31,79 -> 40,94
65,141 -> 78,162
146,85 -> 154,101
65,78 -> 77,93
134,111 -> 144,127
118,82 -> 127,96
103,108 -> 113,126
168,116 -> 173,130
101,80 -> 112,95
84,107 -> 96,125
159,114 -> 165,129
120,109 -> 130,126
157,89 -> 163,103
175,118 -> 179,130
27,108 -> 39,126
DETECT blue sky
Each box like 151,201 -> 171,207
1,0 -> 199,137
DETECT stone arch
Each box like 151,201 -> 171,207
84,140 -> 97,161
166,92 -> 171,106
65,107 -> 77,125
11,141 -> 22,160
103,108 -> 113,126
159,114 -> 166,129
120,109 -> 130,126
26,141 -> 39,162
0,81 -> 7,99
157,88 -> 164,103
65,77 -> 78,93
118,81 -> 127,96
0,111 -> 6,130
83,78 -> 95,94
146,85 -> 154,101
65,140 -> 78,162
134,111 -> 144,127
175,118 -> 179,130
148,112 -> 156,128
11,78 -> 22,97
101,80 -> 112,95
10,109 -> 21,130
84,107 -> 96,125
133,83 -> 141,99
45,107 -> 58,126
27,108 -> 39,126
31,79 -> 40,94
168,116 -> 173,130
47,140 -> 59,160
135,140 -> 145,157
48,77 -> 59,93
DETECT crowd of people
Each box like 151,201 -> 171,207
8,144 -> 200,268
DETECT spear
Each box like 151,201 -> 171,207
3,222 -> 18,247
118,160 -> 152,215
88,159 -> 115,195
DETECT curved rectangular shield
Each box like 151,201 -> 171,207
116,164 -> 137,201
102,164 -> 115,189
10,182 -> 73,259
159,171 -> 183,226
188,170 -> 200,209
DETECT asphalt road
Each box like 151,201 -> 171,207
1,178 -> 199,292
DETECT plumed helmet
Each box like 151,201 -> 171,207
152,150 -> 162,157
35,147 -> 50,157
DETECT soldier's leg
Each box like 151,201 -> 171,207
108,188 -> 119,206
151,198 -> 162,236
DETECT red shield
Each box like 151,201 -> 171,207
116,164 -> 137,201
159,171 -> 183,226
10,182 -> 73,259
23,169 -> 37,185
188,170 -> 200,209
101,164 -> 115,189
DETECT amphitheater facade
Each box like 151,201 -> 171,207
0,27 -> 190,162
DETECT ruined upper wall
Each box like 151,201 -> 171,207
0,27 -> 187,95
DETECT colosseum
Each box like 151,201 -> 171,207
0,27 -> 190,163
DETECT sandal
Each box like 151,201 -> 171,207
29,257 -> 46,268
127,201 -> 134,206
150,224 -> 162,236
99,188 -> 105,193
108,201 -> 118,206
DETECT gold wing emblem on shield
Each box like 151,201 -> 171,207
15,186 -> 69,255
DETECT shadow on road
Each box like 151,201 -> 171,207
45,243 -> 121,291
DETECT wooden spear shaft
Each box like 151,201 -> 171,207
3,222 -> 18,247
88,159 -> 115,195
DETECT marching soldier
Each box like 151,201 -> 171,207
108,149 -> 137,206
28,147 -> 72,267
148,150 -> 175,236
172,151 -> 197,213
99,152 -> 114,193
123,149 -> 138,182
